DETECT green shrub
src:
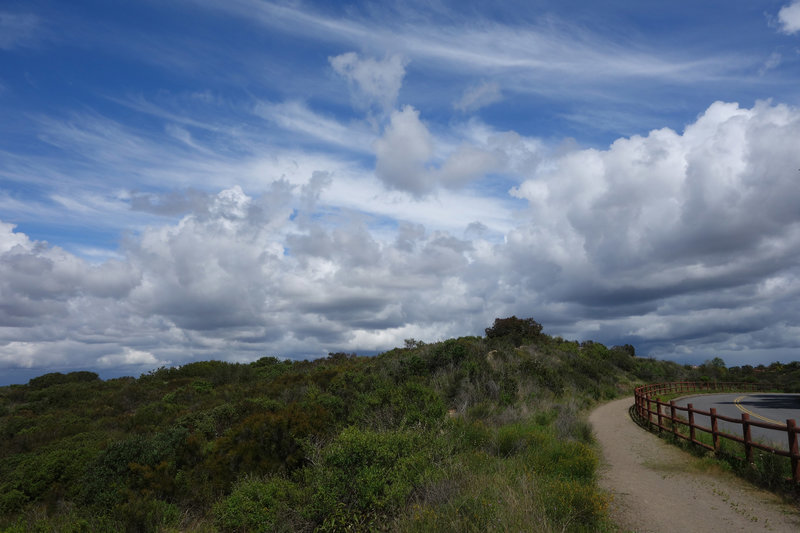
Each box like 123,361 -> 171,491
1,437 -> 98,510
0,488 -> 27,514
485,317 -> 543,346
400,354 -> 427,377
493,423 -> 540,457
192,380 -> 214,394
309,427 -> 434,528
27,371 -> 99,390
540,478 -> 608,531
452,419 -> 492,450
356,380 -> 445,429
396,382 -> 446,427
426,339 -> 468,371
527,438 -> 597,484
175,402 -> 238,438
114,496 -> 180,533
214,476 -> 305,532
608,346 -> 636,371
81,427 -> 189,507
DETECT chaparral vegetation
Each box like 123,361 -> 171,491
1,317 -> 794,532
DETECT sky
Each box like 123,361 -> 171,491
2,0 -> 800,384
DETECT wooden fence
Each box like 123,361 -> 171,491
633,381 -> 800,482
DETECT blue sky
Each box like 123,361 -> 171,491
2,0 -> 800,384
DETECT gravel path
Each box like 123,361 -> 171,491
589,397 -> 800,532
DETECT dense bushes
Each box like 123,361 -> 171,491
81,427 -> 191,507
27,371 -> 100,391
310,427 -> 435,528
214,476 -> 306,532
2,316 -> 751,531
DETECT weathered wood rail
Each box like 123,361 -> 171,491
634,381 -> 800,482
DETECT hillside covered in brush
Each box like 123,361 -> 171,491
0,317 -> 786,532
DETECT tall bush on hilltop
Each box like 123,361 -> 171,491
485,316 -> 544,346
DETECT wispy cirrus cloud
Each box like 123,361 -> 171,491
188,0 -> 756,87
454,81 -> 502,112
0,12 -> 45,50
253,99 -> 376,153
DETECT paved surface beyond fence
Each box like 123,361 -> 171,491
674,393 -> 800,451
634,382 -> 800,482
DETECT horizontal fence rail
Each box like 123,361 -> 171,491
633,382 -> 800,482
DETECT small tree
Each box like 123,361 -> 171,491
485,316 -> 543,346
613,344 -> 636,357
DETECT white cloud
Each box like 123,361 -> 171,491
759,51 -> 782,75
253,99 -> 375,153
0,221 -> 29,253
329,52 -> 408,114
0,175 -> 495,374
97,348 -> 167,368
373,106 -> 506,196
438,144 -> 501,189
778,1 -> 800,34
513,99 -> 800,267
506,100 -> 800,354
374,106 -> 434,195
454,81 -> 502,112
3,100 -> 800,379
201,0 -> 755,99
0,12 -> 42,50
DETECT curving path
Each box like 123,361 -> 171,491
590,397 -> 800,532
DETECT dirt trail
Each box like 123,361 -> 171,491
589,397 -> 800,532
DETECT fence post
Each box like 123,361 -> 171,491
670,400 -> 677,438
788,419 -> 799,482
647,396 -> 653,426
688,403 -> 696,444
657,398 -> 663,433
710,407 -> 720,453
742,413 -> 753,464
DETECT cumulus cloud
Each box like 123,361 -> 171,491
0,223 -> 137,330
454,81 -> 502,112
778,1 -> 800,34
0,180 -> 491,376
373,106 -> 504,196
97,348 -> 167,368
374,106 -> 435,195
3,100 -> 800,380
329,52 -> 408,114
508,99 -> 800,360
